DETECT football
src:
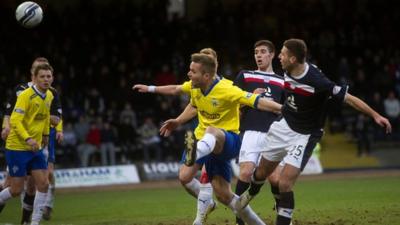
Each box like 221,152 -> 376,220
15,1 -> 43,28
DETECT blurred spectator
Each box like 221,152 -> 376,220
137,117 -> 162,161
74,115 -> 90,144
117,116 -> 138,163
383,91 -> 400,132
100,121 -> 117,165
120,102 -> 138,129
59,122 -> 79,167
154,63 -> 177,86
355,114 -> 372,157
77,122 -> 101,167
84,88 -> 105,115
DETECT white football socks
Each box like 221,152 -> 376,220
0,187 -> 12,205
185,179 -> 201,197
194,183 -> 214,223
229,194 -> 266,225
31,191 -> 48,223
45,184 -> 55,208
196,133 -> 216,160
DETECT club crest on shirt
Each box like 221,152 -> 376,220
333,85 -> 342,95
211,98 -> 218,107
287,95 -> 298,111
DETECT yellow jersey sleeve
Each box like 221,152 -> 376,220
55,119 -> 63,132
181,81 -> 192,94
10,91 -> 31,140
228,85 -> 260,108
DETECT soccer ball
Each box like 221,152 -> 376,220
15,1 -> 43,28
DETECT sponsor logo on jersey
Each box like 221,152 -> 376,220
199,110 -> 220,120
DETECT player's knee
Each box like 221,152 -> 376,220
178,173 -> 193,185
214,192 -> 231,205
205,126 -> 218,135
279,179 -> 294,192
36,181 -> 49,193
9,186 -> 23,197
267,173 -> 279,187
26,183 -> 36,195
254,168 -> 268,181
239,169 -> 253,182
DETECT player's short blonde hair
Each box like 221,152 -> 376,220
200,48 -> 218,69
191,53 -> 217,77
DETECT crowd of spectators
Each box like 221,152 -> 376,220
0,0 -> 399,166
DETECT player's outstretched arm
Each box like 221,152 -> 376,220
256,97 -> 282,114
160,103 -> 197,137
345,93 -> 392,133
132,84 -> 183,95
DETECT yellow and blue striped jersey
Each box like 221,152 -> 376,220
190,78 -> 259,139
6,86 -> 53,151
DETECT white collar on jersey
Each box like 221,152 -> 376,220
255,70 -> 276,75
290,63 -> 309,79
32,85 -> 47,98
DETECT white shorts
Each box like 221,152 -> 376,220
238,130 -> 268,165
260,118 -> 320,170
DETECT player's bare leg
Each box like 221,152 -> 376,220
0,176 -> 25,213
268,165 -> 283,211
238,157 -> 280,209
179,164 -> 202,198
274,164 -> 300,225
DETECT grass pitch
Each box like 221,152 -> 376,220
0,174 -> 399,225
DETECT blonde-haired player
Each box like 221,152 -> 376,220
160,53 -> 281,224
133,48 -> 224,224
0,64 -> 54,225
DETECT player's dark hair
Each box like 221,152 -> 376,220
191,53 -> 217,77
283,39 -> 307,63
254,40 -> 275,53
33,63 -> 53,76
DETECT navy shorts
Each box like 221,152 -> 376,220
47,127 -> 56,163
5,149 -> 47,177
181,130 -> 241,182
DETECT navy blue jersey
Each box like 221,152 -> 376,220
234,70 -> 284,132
282,63 -> 347,134
5,82 -> 62,118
